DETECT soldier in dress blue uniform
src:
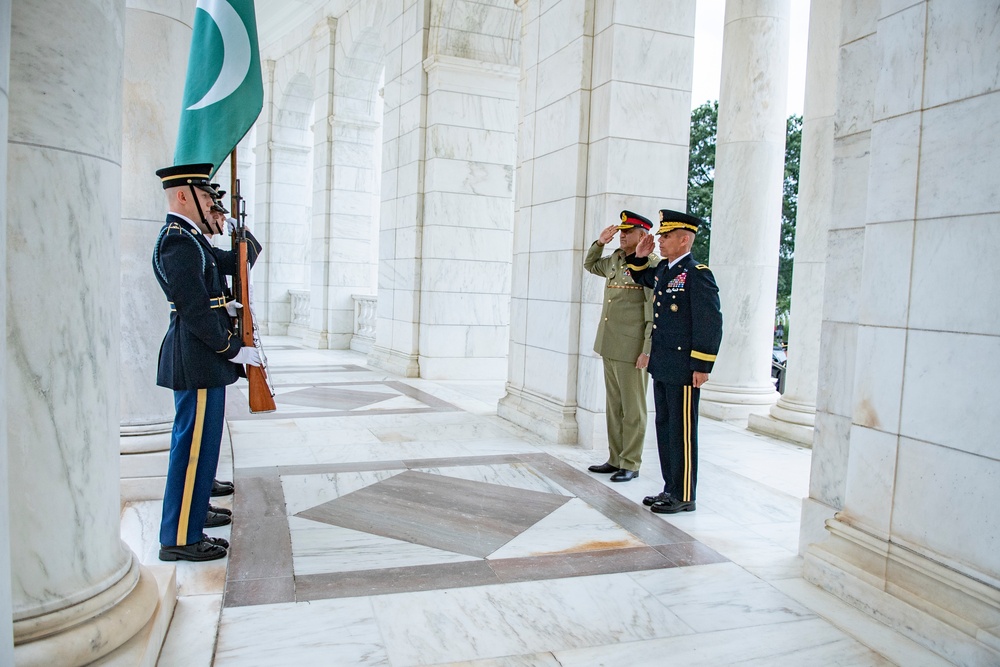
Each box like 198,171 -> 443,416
152,163 -> 263,562
626,209 -> 722,513
584,211 -> 659,482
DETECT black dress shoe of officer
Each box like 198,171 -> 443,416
211,479 -> 235,497
204,510 -> 232,528
587,462 -> 619,474
159,540 -> 227,562
208,504 -> 232,516
643,492 -> 671,507
610,469 -> 639,482
202,534 -> 229,549
650,497 -> 696,514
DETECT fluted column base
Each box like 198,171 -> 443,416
804,517 -> 1000,666
14,555 -> 174,667
120,423 -> 171,502
498,386 -> 578,444
699,381 -> 779,422
747,395 -> 816,445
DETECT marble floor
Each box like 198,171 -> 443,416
122,338 -> 953,666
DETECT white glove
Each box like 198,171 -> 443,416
229,346 -> 261,367
226,217 -> 238,234
224,300 -> 243,317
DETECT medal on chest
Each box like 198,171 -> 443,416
665,271 -> 687,292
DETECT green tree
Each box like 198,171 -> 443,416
685,103 -> 803,336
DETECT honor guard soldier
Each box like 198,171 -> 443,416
584,211 -> 660,482
626,209 -> 722,512
152,163 -> 263,562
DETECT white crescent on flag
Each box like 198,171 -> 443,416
186,0 -> 252,111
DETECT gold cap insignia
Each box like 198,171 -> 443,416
621,211 -> 628,222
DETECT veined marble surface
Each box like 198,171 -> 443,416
121,340 -> 948,666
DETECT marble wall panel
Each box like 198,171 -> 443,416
839,0 -> 880,44
426,126 -> 515,165
850,325 -> 906,433
841,425 -> 898,538
891,437 -> 1000,580
509,295 -> 528,341
917,92 -> 1000,220
526,250 -> 582,302
424,192 -> 515,230
396,160 -> 421,198
865,113 -> 920,224
537,0 -> 590,63
525,299 -> 577,354
510,253 -> 530,297
421,227 -> 513,262
815,320 -> 859,418
821,228 -> 865,324
535,37 -> 591,110
898,329 -> 1000,459
834,35 -> 877,138
532,147 -> 587,204
421,292 -> 510,327
528,198 -> 581,253
399,96 -> 424,136
507,339 -> 526,387
424,159 -> 513,199
594,138 -> 687,197
857,220 -> 914,328
421,258 -> 511,295
909,214 -> 999,337
609,27 -> 694,91
590,83 -> 691,146
923,0 -> 1000,109
809,411 -> 851,507
391,318 -> 420,353
829,132 -> 871,229
605,0 -> 695,34
533,91 -> 588,158
419,324 -> 511,358
873,3 -> 925,120
523,345 -> 578,401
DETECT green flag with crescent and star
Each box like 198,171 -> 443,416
174,0 -> 263,175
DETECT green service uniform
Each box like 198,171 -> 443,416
585,241 -> 660,472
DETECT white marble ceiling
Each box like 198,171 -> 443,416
255,0 -> 351,51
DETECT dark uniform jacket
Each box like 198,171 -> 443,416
626,252 -> 723,385
584,242 -> 659,363
152,213 -> 262,390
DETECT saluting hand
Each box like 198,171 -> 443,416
597,225 -> 618,246
635,234 -> 655,258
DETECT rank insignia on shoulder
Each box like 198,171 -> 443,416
696,264 -> 709,270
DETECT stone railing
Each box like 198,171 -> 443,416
288,289 -> 310,327
351,294 -> 377,353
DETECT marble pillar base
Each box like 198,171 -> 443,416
120,430 -> 171,502
575,408 -> 604,451
90,565 -> 175,667
367,346 -> 420,378
14,556 -> 165,667
497,386 -> 578,444
804,518 -> 1000,667
285,323 -> 315,346
799,496 -> 838,555
350,336 -> 375,354
699,382 -> 780,422
747,413 -> 814,446
419,357 -> 507,381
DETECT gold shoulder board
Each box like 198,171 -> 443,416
695,264 -> 709,270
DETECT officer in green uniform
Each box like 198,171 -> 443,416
584,211 -> 660,482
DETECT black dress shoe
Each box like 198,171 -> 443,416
159,539 -> 227,562
587,462 -> 619,474
202,534 -> 230,549
211,479 -> 235,497
643,492 -> 671,507
204,510 -> 232,528
650,497 -> 696,514
610,469 -> 639,482
208,504 -> 232,516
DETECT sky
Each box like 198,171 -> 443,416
691,1 -> 811,116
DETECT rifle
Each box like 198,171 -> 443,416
230,164 -> 276,414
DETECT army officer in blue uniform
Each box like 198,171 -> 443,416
626,209 -> 722,513
152,163 -> 263,562
584,210 -> 659,482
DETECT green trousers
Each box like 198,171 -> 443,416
603,357 -> 649,472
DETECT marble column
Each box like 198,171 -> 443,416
119,0 -> 196,501
0,2 -> 13,663
748,0 -> 840,446
804,3 -> 1000,664
699,0 -> 790,422
500,0 -> 696,442
7,0 -> 164,664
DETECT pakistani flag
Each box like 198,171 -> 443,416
174,0 -> 263,174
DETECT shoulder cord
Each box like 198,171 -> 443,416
153,223 -> 206,284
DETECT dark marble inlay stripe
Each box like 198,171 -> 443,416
295,560 -> 500,602
296,471 -> 570,558
516,453 -> 694,547
401,454 -> 526,469
489,546 -> 674,583
224,576 -> 295,608
226,475 -> 294,606
654,541 -> 729,566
